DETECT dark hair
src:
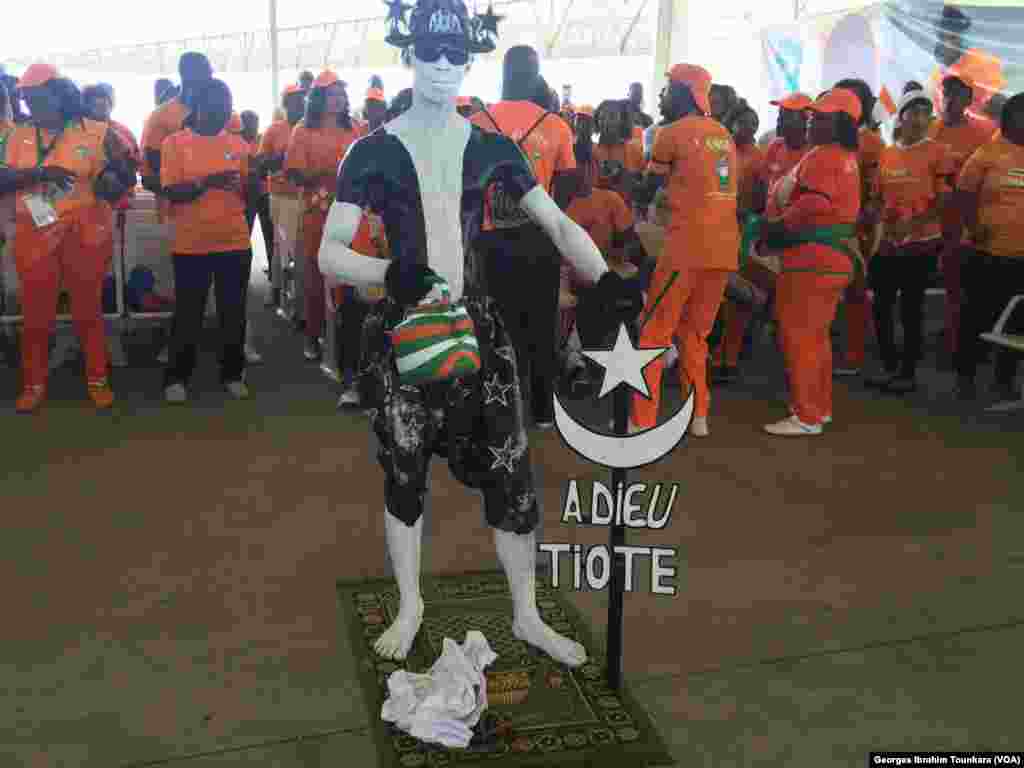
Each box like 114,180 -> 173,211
596,99 -> 633,144
45,78 -> 87,123
530,76 -> 552,110
1001,92 -> 1024,139
710,84 -> 736,104
303,84 -> 353,130
729,104 -> 759,134
193,78 -> 232,116
574,115 -> 595,166
904,80 -> 924,94
179,52 -> 212,83
835,112 -> 859,150
834,78 -> 875,127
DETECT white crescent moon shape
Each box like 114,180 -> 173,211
553,388 -> 695,470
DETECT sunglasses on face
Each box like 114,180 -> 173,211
413,41 -> 469,66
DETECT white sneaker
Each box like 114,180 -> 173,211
225,380 -> 250,400
690,416 -> 709,437
792,408 -> 832,425
764,415 -> 822,436
245,346 -> 264,365
164,383 -> 187,404
337,388 -> 361,409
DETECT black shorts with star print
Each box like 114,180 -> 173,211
357,295 -> 539,534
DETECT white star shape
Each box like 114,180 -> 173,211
489,436 -> 520,473
482,373 -> 514,407
581,323 -> 668,400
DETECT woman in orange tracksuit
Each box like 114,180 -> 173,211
761,88 -> 862,436
593,99 -> 646,205
631,64 -> 739,438
713,93 -> 812,381
0,64 -> 134,413
285,71 -> 364,363
833,79 -> 883,378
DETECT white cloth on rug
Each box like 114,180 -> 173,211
380,630 -> 498,749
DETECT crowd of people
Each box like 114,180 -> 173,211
1,21 -> 1022,438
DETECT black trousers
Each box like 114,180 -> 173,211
475,223 -> 562,422
955,250 -> 1024,384
165,250 -> 253,387
868,240 -> 940,377
338,293 -> 371,377
246,194 -> 274,269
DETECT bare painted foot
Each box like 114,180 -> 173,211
513,613 -> 587,667
374,596 -> 424,661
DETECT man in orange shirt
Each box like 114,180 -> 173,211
953,93 -> 1024,402
867,90 -> 956,393
470,44 -> 577,428
160,79 -> 255,404
285,71 -> 365,361
0,65 -> 135,412
140,53 -> 213,194
928,72 -> 998,358
714,93 -> 812,381
630,63 -> 740,437
257,84 -> 307,309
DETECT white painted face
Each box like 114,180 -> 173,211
411,48 -> 469,107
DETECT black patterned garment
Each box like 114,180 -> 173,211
337,124 -> 541,533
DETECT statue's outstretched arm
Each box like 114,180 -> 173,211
318,201 -> 390,289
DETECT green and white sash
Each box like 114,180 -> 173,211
391,276 -> 481,386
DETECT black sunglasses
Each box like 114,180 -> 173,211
413,41 -> 470,66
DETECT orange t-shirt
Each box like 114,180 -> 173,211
956,136 -> 1024,260
284,121 -> 365,210
874,138 -> 955,245
778,145 -> 861,273
593,140 -> 645,195
140,99 -> 190,177
471,101 -> 575,230
0,118 -> 110,223
758,139 -> 810,219
927,116 -> 998,175
258,119 -> 300,198
159,129 -> 251,255
857,127 -> 885,201
566,187 -> 633,256
735,142 -> 765,214
333,210 -> 389,305
647,114 -> 739,271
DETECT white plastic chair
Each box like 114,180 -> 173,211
980,294 -> 1024,412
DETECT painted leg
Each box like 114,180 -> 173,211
374,510 -> 425,661
495,529 -> 587,667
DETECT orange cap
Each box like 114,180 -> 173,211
455,96 -> 473,107
574,104 -> 595,117
666,63 -> 712,114
949,49 -> 1006,94
366,87 -> 386,102
283,83 -> 304,96
18,63 -> 59,89
770,92 -> 813,111
808,87 -> 862,123
314,70 -> 341,88
227,112 -> 242,133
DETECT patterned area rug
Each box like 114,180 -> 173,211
338,570 -> 675,768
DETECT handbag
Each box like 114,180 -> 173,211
391,276 -> 481,386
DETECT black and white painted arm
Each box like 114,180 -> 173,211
318,201 -> 389,288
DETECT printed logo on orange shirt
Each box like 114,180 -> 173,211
1003,169 -> 1024,189
704,137 -> 730,153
